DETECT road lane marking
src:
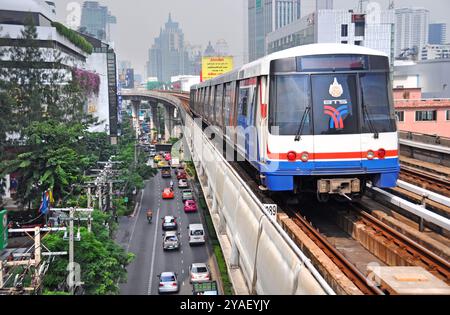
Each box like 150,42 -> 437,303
147,207 -> 161,295
126,188 -> 145,252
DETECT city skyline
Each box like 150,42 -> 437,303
51,0 -> 450,77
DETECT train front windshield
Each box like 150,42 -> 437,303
269,54 -> 396,136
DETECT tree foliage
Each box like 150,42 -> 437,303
42,211 -> 134,295
0,120 -> 93,207
1,18 -> 95,139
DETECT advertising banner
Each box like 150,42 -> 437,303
201,56 -> 234,82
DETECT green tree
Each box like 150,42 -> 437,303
42,211 -> 134,295
1,18 -> 95,138
0,120 -> 92,208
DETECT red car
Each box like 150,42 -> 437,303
177,170 -> 187,180
162,188 -> 175,199
184,200 -> 197,213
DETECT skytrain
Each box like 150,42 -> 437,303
190,44 -> 399,201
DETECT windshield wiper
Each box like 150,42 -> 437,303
294,106 -> 311,142
363,105 -> 379,139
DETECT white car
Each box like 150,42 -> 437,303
178,179 -> 188,188
158,272 -> 179,294
189,263 -> 211,283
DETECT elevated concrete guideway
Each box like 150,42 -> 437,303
119,89 -> 334,295
121,90 -> 183,142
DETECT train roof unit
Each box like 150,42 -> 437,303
193,43 -> 388,88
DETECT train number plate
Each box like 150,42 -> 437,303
263,204 -> 277,218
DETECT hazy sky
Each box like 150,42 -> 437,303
53,0 -> 450,77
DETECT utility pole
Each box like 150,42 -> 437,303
1,226 -> 67,294
69,208 -> 74,295
98,185 -> 103,212
0,261 -> 3,289
51,207 -> 93,295
87,186 -> 92,208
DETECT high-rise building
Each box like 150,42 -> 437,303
266,7 -> 395,65
80,1 -> 116,42
204,41 -> 216,57
421,44 -> 450,60
248,0 -> 301,61
44,1 -> 56,15
428,23 -> 447,45
395,8 -> 430,59
215,39 -> 229,56
147,14 -> 192,82
316,0 -> 333,10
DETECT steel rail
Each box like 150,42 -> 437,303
283,207 -> 384,295
352,203 -> 450,284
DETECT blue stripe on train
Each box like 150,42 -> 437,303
248,158 -> 400,191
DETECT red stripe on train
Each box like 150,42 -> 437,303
267,147 -> 398,160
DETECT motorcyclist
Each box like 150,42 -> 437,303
169,180 -> 174,190
146,209 -> 153,223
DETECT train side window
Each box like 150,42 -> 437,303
206,87 -> 211,122
215,84 -> 224,128
210,85 -> 215,124
223,83 -> 232,128
238,87 -> 249,117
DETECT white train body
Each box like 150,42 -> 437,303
190,44 -> 399,199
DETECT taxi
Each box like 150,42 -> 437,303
158,160 -> 167,168
162,188 -> 175,199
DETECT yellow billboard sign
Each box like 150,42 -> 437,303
201,56 -> 234,82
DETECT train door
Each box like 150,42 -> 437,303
311,74 -> 362,170
236,78 -> 257,160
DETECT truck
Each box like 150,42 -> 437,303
192,281 -> 218,295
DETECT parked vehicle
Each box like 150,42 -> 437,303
188,223 -> 205,245
158,272 -> 179,294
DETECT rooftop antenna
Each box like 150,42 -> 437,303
358,0 -> 369,12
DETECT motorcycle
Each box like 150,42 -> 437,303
147,211 -> 153,224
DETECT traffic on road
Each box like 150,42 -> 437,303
119,150 -> 219,295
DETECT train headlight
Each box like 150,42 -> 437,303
367,150 -> 375,160
300,152 -> 309,162
287,151 -> 297,162
377,149 -> 386,159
